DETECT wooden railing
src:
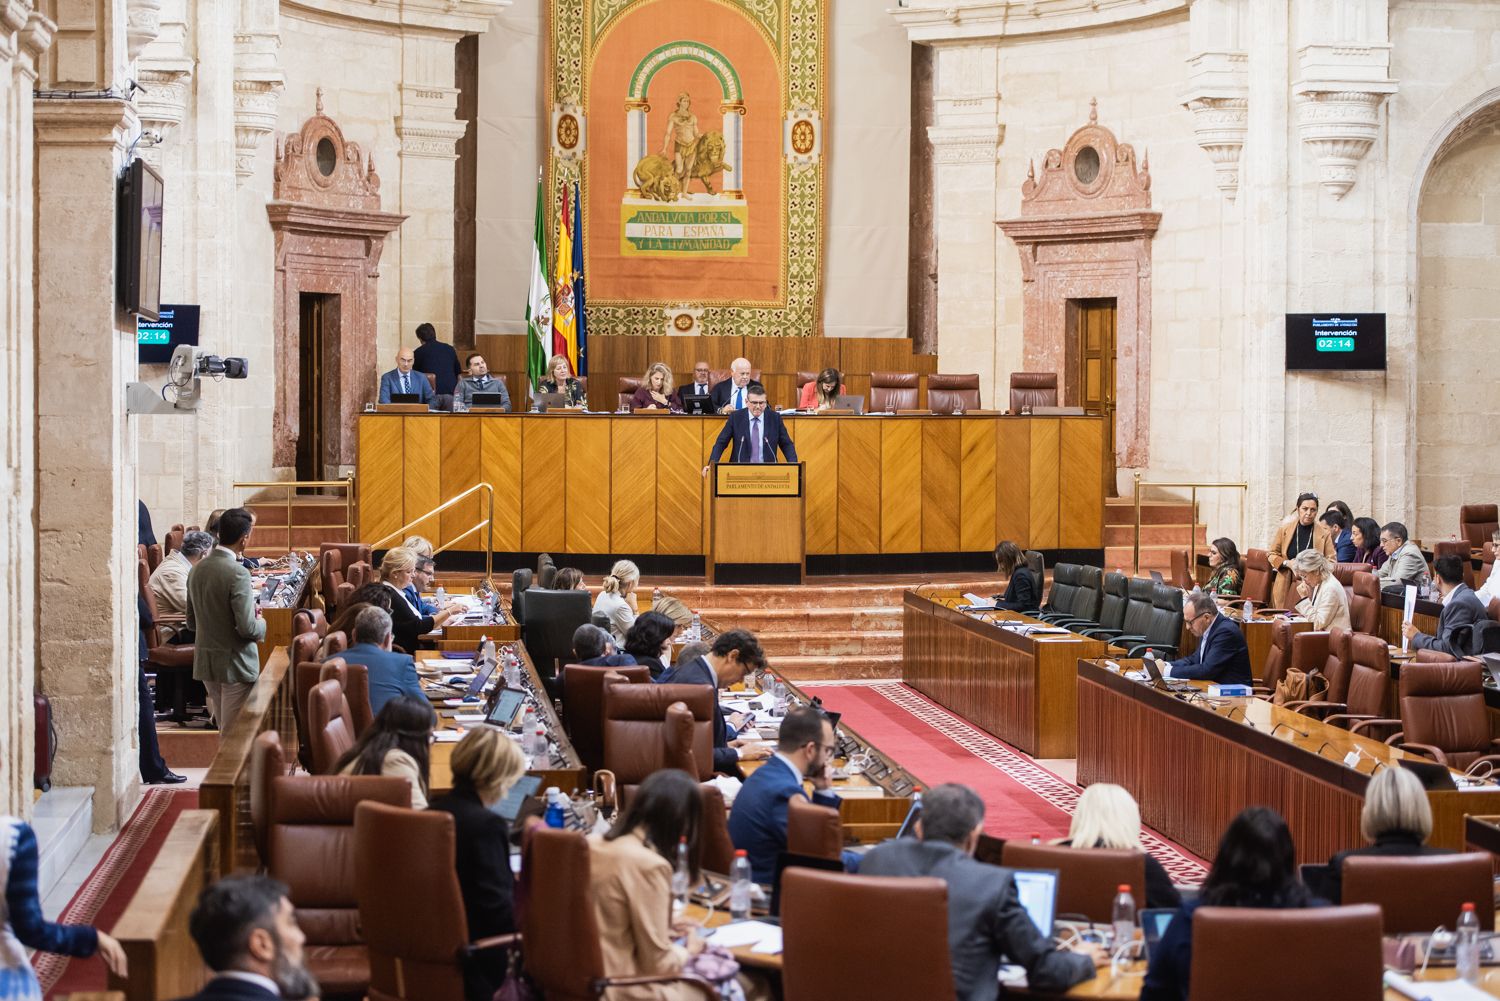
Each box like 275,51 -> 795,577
107,809 -> 217,1000
199,646 -> 295,872
1131,473 -> 1248,574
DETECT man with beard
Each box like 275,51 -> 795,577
176,875 -> 319,1001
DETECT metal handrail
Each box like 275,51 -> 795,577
234,474 -> 356,545
368,482 -> 496,583
1132,473 -> 1248,576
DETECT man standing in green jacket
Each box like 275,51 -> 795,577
187,507 -> 265,735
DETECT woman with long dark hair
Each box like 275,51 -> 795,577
335,694 -> 436,808
1203,537 -> 1242,597
589,769 -> 705,1000
624,611 -> 678,680
993,540 -> 1040,611
1351,516 -> 1388,570
1141,807 -> 1317,1001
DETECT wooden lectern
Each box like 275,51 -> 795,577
708,462 -> 805,585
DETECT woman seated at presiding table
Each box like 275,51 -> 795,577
1142,807 -> 1322,1001
1291,549 -> 1351,630
1058,784 -> 1181,910
630,362 -> 677,411
798,366 -> 846,410
539,353 -> 585,406
427,727 -> 528,1001
378,547 -> 463,654
589,769 -> 712,1001
1318,766 -> 1450,904
992,540 -> 1040,611
335,694 -> 435,809
1203,537 -> 1243,597
594,559 -> 641,642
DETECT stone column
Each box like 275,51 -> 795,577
0,3 -> 54,818
33,96 -> 142,832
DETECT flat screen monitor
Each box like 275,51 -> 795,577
137,304 -> 200,364
1285,313 -> 1386,371
119,158 -> 164,321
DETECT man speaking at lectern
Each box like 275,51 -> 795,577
703,384 -> 797,476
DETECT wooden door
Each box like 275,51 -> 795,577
297,292 -> 340,484
1076,299 -> 1117,496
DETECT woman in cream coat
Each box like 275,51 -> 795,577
1292,550 -> 1351,631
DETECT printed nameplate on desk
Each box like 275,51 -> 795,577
714,463 -> 801,497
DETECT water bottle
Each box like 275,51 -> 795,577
1242,599 -> 1253,621
531,725 -> 549,767
503,649 -> 521,689
1457,902 -> 1480,983
1030,833 -> 1041,845
730,850 -> 753,920
671,837 -> 692,913
1111,884 -> 1136,952
544,787 -> 565,828
521,704 -> 537,738
691,611 -> 702,641
434,584 -> 447,607
1143,649 -> 1157,675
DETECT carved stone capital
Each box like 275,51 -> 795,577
927,124 -> 1003,165
134,61 -> 192,165
1293,88 -> 1393,198
233,30 -> 285,180
125,0 -> 162,64
395,118 -> 468,160
1180,50 -> 1247,202
15,8 -> 56,80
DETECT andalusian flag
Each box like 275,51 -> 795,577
551,183 -> 579,372
526,171 -> 551,394
572,180 -> 588,376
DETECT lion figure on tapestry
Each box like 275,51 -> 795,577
633,131 -> 731,201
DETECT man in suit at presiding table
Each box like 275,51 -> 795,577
701,384 -> 796,476
186,507 -> 266,737
710,356 -> 756,413
1160,590 -> 1253,685
377,347 -> 434,405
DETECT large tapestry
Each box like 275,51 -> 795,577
547,0 -> 826,336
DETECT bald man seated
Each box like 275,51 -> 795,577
710,356 -> 756,414
378,348 -> 435,405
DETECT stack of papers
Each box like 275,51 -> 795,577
1384,972 -> 1493,999
705,921 -> 783,955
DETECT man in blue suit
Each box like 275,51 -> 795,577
338,607 -> 426,716
728,706 -> 846,883
1163,590 -> 1252,685
703,384 -> 797,476
657,629 -> 772,774
378,347 -> 434,405
1406,555 -> 1490,657
403,555 -> 439,615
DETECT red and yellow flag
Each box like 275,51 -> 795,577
551,185 -> 578,373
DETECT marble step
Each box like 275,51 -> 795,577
1105,500 -> 1196,526
693,606 -> 901,634
769,653 -> 903,682
32,786 -> 93,903
659,579 -> 1005,610
755,630 -> 903,657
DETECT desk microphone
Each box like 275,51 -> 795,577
1314,740 -> 1336,758
1270,720 -> 1310,738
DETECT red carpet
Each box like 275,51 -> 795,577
37,787 -> 198,997
807,682 -> 1208,885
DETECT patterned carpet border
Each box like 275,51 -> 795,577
806,680 -> 1209,886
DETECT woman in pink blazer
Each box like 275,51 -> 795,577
799,367 -> 846,410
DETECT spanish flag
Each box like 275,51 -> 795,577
551,184 -> 578,374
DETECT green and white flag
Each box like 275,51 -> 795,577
526,170 -> 552,394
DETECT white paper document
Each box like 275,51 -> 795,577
706,920 -> 783,954
1384,971 -> 1493,1000
1402,584 -> 1417,653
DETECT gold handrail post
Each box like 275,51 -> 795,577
485,484 -> 495,585
1132,471 -> 1143,575
285,485 -> 292,552
345,472 -> 355,542
1190,485 -> 1198,571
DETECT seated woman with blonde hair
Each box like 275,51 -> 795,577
1062,784 -> 1181,909
1320,765 -> 1450,903
630,362 -> 676,411
1291,549 -> 1351,631
401,535 -> 434,558
378,546 -> 462,653
593,559 -> 641,642
539,353 -> 585,406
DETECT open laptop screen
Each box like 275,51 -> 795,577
1011,868 -> 1059,937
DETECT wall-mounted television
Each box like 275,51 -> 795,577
138,304 -> 199,364
119,158 -> 164,321
1285,313 -> 1386,371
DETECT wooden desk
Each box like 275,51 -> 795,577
252,553 -> 314,667
903,588 -> 1110,758
1076,659 -> 1500,863
356,412 -> 1105,564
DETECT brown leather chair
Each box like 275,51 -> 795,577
796,370 -> 818,389
324,630 -> 349,656
869,371 -> 918,412
138,557 -> 196,722
927,373 -> 980,414
518,824 -> 717,1001
561,663 -> 652,773
710,367 -> 761,389
1240,549 -> 1274,606
786,797 -> 843,861
334,581 -> 356,608
320,549 -> 346,606
293,608 -> 328,639
1169,549 -> 1192,590
1342,854 -> 1495,933
1382,661 -> 1500,770
698,783 -> 736,875
781,868 -> 953,1001
320,660 -> 373,739
270,772 -> 411,995
290,632 -> 328,772
321,542 -> 372,575
355,801 -> 517,1001
602,682 -> 714,790
309,678 -> 356,774
1322,633 -> 1393,734
1350,571 -> 1381,635
1187,904 -> 1383,1000
1289,628 -> 1350,718
1258,618 -> 1296,695
1263,628 -> 1334,703
1461,504 -> 1499,549
1434,539 -> 1478,590
1000,842 -> 1145,920
346,561 -> 373,589
164,523 -> 184,556
1008,372 -> 1058,412
617,376 -> 642,410
250,730 -> 287,863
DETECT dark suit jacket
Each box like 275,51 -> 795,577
860,839 -> 1095,1001
340,642 -> 426,716
708,407 -> 797,464
171,978 -> 280,1001
378,368 -> 435,404
710,379 -> 758,412
1166,614 -> 1252,685
383,583 -> 435,655
426,786 -> 514,1000
995,566 -> 1040,612
579,652 -> 637,667
656,656 -> 737,775
138,499 -> 156,547
674,382 -> 712,409
726,754 -> 840,884
1320,830 -> 1450,904
1412,584 -> 1490,656
413,339 -> 463,396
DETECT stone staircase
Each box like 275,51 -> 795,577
245,497 -> 355,555
1103,497 -> 1207,574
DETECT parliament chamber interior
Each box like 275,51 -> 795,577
6,0 -> 1500,999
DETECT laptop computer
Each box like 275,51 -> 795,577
484,687 -> 526,729
680,392 -> 712,415
532,391 -> 568,412
1398,757 -> 1458,791
769,851 -> 846,918
1011,868 -> 1059,937
829,395 -> 865,415
389,392 -> 423,405
471,392 -> 508,408
462,656 -> 499,698
1141,654 -> 1197,693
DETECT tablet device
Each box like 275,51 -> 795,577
680,393 -> 712,415
472,392 -> 508,408
1139,908 -> 1176,960
1011,868 -> 1059,937
485,687 -> 526,729
389,392 -> 423,404
490,774 -> 541,823
465,657 -> 498,697
894,798 -> 922,839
